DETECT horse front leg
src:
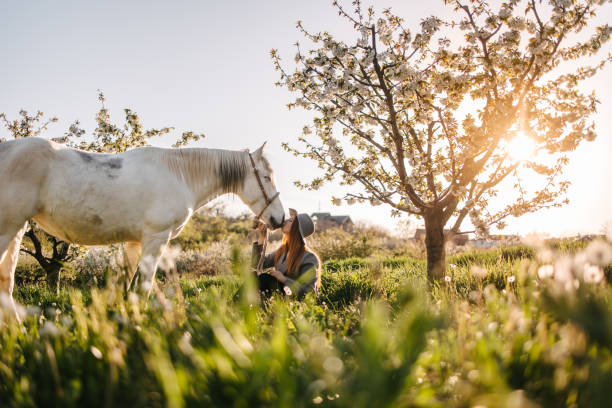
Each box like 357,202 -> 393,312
0,222 -> 28,323
136,230 -> 172,298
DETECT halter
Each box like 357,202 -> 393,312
248,151 -> 280,222
248,151 -> 280,275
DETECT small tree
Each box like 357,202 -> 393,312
0,92 -> 204,291
273,0 -> 611,279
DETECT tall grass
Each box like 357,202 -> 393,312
1,238 -> 611,407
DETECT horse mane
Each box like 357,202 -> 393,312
159,148 -> 248,194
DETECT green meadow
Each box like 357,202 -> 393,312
2,239 -> 612,408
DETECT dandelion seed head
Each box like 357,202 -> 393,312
470,265 -> 487,278
553,257 -> 573,283
323,356 -> 344,374
538,264 -> 554,280
39,321 -> 58,338
90,346 -> 103,359
583,263 -> 604,284
158,245 -> 182,272
585,240 -> 612,266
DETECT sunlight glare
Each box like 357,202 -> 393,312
506,133 -> 538,162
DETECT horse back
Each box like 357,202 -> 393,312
0,138 -> 55,187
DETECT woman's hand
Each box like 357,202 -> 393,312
256,221 -> 267,245
268,269 -> 287,283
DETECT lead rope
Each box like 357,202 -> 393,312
255,227 -> 268,276
248,151 -> 275,276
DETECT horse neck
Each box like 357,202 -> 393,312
161,148 -> 248,206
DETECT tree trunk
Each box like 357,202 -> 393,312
45,262 -> 62,295
424,207 -> 446,281
22,224 -> 67,294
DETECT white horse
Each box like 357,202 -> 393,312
0,137 -> 285,306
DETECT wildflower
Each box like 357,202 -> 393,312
323,356 -> 344,374
27,306 -> 41,317
470,265 -> 487,278
583,263 -> 604,284
507,275 -> 516,284
90,346 -> 103,359
0,292 -> 13,310
537,264 -> 554,279
537,249 -> 554,263
585,240 -> 612,266
158,245 -> 181,272
553,257 -> 573,283
178,331 -> 194,355
444,276 -> 452,283
313,396 -> 324,404
128,292 -> 139,304
283,286 -> 293,296
61,316 -> 73,327
141,280 -> 153,293
39,321 -> 58,337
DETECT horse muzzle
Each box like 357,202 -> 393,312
268,214 -> 285,230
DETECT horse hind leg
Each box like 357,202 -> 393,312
124,242 -> 142,292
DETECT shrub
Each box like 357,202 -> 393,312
175,241 -> 232,276
72,246 -> 125,285
309,228 -> 377,261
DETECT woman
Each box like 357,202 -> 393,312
252,208 -> 321,299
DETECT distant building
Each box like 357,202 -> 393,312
311,212 -> 354,233
413,229 -> 469,246
471,234 -> 521,248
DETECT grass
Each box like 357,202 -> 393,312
1,242 -> 612,407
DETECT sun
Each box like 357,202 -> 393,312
505,132 -> 538,162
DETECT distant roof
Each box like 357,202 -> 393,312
312,213 -> 352,224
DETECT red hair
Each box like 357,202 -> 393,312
274,216 -> 322,292
274,217 -> 305,277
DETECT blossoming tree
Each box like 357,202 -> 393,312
272,0 -> 611,280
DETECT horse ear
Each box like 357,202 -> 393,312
254,141 -> 267,157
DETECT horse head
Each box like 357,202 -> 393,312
240,142 -> 285,229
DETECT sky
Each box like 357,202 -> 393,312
1,0 -> 610,237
